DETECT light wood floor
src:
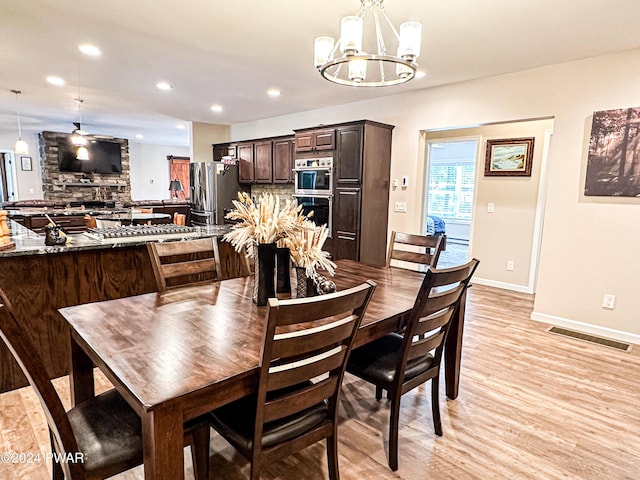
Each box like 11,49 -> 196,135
2,285 -> 640,479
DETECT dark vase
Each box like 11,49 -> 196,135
295,267 -> 316,298
276,247 -> 291,294
253,243 -> 277,306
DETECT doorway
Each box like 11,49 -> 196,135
0,152 -> 17,203
423,139 -> 478,267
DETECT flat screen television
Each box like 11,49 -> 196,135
57,139 -> 122,174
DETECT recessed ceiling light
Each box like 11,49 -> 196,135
267,89 -> 282,97
78,44 -> 102,56
176,124 -> 186,130
415,70 -> 427,79
135,134 -> 144,139
156,81 -> 173,91
46,76 -> 65,86
210,104 -> 223,112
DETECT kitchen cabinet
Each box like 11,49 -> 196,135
294,128 -> 336,152
273,136 -> 295,183
292,120 -> 393,265
333,187 -> 361,261
237,142 -> 254,184
254,140 -> 273,183
336,124 -> 363,185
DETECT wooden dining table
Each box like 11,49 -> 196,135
59,259 -> 468,480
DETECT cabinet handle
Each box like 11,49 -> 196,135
338,191 -> 358,195
337,235 -> 356,240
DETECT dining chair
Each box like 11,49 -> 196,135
83,214 -> 97,229
213,238 -> 251,280
386,231 -> 446,271
147,237 -> 221,291
346,259 -> 479,471
209,281 -> 377,480
0,289 -> 210,480
173,212 -> 186,225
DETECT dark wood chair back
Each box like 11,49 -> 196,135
147,237 -> 220,291
233,281 -> 376,478
399,259 -> 479,382
0,290 -> 85,478
214,239 -> 251,280
386,231 -> 445,271
259,280 -> 375,425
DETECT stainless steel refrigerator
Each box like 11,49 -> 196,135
190,162 -> 246,226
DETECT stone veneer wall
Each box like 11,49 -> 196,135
39,131 -> 131,204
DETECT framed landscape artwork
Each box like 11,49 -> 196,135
484,138 -> 534,177
585,106 -> 640,197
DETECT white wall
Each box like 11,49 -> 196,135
232,49 -> 640,343
0,130 -> 43,200
129,142 -> 190,200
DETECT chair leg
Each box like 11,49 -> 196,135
49,430 -> 63,480
431,377 -> 443,436
326,433 -> 340,480
375,385 -> 383,400
189,425 -> 211,480
388,396 -> 401,471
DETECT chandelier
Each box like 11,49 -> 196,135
314,0 -> 422,87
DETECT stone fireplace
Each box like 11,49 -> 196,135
39,131 -> 131,204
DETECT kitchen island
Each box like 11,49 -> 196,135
0,221 -> 231,393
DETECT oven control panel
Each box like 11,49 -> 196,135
294,157 -> 333,169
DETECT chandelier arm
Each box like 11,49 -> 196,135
379,7 -> 400,41
373,7 -> 387,55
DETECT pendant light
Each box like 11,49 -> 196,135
72,98 -> 89,160
10,90 -> 29,155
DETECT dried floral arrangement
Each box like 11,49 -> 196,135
284,222 -> 336,277
224,192 -> 336,276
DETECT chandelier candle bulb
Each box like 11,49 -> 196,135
314,36 -> 335,67
340,16 -> 363,54
399,21 -> 422,60
349,58 -> 367,82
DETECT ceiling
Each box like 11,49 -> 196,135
2,0 -> 640,148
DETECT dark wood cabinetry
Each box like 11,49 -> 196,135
215,135 -> 294,185
296,120 -> 393,266
25,214 -> 87,234
273,137 -> 295,183
333,187 -> 361,261
237,142 -> 254,184
254,140 -> 273,183
336,125 -> 364,184
295,128 -> 336,152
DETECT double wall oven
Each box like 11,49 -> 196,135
293,157 -> 333,236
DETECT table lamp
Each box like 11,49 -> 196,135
169,179 -> 183,199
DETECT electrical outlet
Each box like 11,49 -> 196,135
488,203 -> 495,213
602,294 -> 616,309
394,202 -> 407,213
506,260 -> 514,271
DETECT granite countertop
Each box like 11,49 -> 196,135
0,220 -> 233,258
5,208 -> 129,217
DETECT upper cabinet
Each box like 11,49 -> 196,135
335,125 -> 363,185
216,136 -> 294,185
254,140 -> 273,183
273,137 -> 295,183
237,142 -> 254,184
294,128 -> 336,152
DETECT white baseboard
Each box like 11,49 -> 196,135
530,311 -> 640,346
472,277 -> 533,294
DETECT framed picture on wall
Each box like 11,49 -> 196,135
20,156 -> 32,171
484,138 -> 534,177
